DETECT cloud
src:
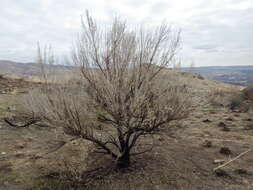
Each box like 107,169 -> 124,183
0,0 -> 253,66
193,44 -> 219,50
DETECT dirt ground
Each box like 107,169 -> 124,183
0,75 -> 252,190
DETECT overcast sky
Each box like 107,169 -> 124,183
1,0 -> 253,66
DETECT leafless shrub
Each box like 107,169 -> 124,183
208,86 -> 251,112
24,12 -> 190,169
209,87 -> 239,107
209,88 -> 228,106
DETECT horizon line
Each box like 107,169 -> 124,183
0,59 -> 252,68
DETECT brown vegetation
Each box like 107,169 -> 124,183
24,12 -> 190,169
1,68 -> 253,189
243,85 -> 253,101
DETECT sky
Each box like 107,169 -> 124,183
1,0 -> 253,67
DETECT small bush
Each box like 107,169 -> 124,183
241,103 -> 250,112
196,74 -> 204,80
209,87 -> 244,108
228,95 -> 251,112
209,88 -> 227,106
229,97 -> 242,110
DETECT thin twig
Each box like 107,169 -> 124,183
213,149 -> 252,171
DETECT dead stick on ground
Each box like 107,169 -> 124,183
213,149 -> 252,171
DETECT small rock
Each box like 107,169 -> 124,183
226,117 -> 234,121
71,141 -> 78,145
14,153 -> 25,158
214,159 -> 225,164
203,119 -> 212,123
3,181 -> 9,186
218,122 -> 226,127
15,143 -> 25,149
219,147 -> 232,155
222,126 -> 230,132
203,140 -> 212,148
215,169 -> 230,177
157,137 -> 164,142
0,90 -> 6,94
1,152 -> 6,155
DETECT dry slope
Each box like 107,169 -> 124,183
0,71 -> 252,190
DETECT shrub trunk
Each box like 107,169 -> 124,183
116,151 -> 130,169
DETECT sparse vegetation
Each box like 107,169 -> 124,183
208,86 -> 252,113
209,88 -> 228,106
1,65 -> 253,189
229,97 -> 243,110
208,87 -> 238,107
228,95 -> 251,112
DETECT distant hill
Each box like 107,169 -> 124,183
184,65 -> 253,86
0,60 -> 73,79
0,60 -> 252,86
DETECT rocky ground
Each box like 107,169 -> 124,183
0,73 -> 252,190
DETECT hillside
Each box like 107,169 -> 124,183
0,70 -> 252,190
1,60 -> 253,86
0,60 -> 73,79
185,65 -> 253,86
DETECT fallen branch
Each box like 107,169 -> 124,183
4,118 -> 40,128
213,149 -> 252,172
